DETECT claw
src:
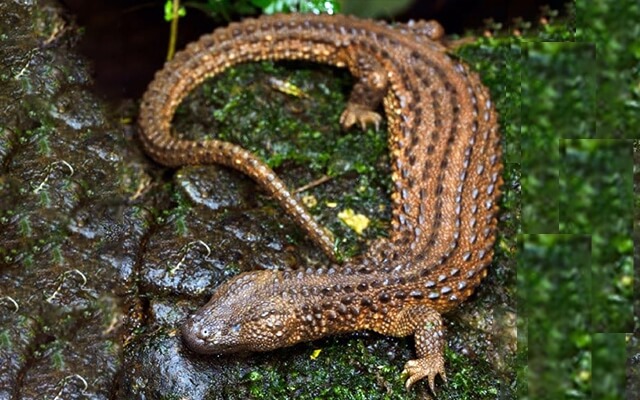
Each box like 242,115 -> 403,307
402,356 -> 446,392
339,104 -> 382,131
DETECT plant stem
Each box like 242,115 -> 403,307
167,0 -> 180,61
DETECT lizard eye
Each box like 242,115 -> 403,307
230,323 -> 241,333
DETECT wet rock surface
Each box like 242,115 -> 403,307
0,1 -> 516,399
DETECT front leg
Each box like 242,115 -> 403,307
382,304 -> 448,391
340,52 -> 388,131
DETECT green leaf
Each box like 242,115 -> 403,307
164,1 -> 173,21
164,0 -> 186,22
251,0 -> 340,14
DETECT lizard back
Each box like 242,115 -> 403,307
138,13 -> 502,392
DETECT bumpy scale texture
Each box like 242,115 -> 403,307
138,13 -> 502,392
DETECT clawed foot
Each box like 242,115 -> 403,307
339,103 -> 382,131
402,354 -> 447,392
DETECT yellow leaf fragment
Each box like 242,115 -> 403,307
302,195 -> 317,208
310,349 -> 322,360
338,208 -> 370,235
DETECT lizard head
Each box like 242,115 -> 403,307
181,271 -> 299,354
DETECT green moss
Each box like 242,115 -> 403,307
445,348 -> 500,398
576,0 -> 640,138
18,215 -> 32,237
156,183 -> 193,236
51,347 -> 65,370
513,4 -> 638,392
520,235 -> 593,398
0,330 -> 11,349
236,338 -> 412,400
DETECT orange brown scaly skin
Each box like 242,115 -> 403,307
138,13 -> 502,392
